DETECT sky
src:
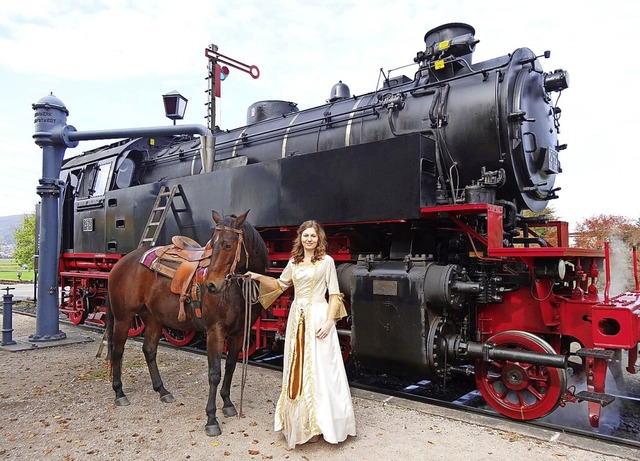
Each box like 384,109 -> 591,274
0,0 -> 638,228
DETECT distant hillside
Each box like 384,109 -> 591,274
0,215 -> 26,245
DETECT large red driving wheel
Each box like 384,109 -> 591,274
474,330 -> 566,421
66,288 -> 86,325
68,299 -> 86,325
162,327 -> 197,347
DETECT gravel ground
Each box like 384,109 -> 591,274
1,313 -> 639,461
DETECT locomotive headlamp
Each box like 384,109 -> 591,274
544,69 -> 569,93
534,258 -> 566,280
162,91 -> 188,124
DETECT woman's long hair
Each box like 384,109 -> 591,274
291,220 -> 327,264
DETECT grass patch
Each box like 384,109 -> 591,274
0,259 -> 35,282
83,368 -> 109,380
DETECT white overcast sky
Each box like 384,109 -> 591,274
0,0 -> 638,227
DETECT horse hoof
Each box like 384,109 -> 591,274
115,396 -> 130,406
222,406 -> 237,417
160,393 -> 175,403
205,424 -> 222,437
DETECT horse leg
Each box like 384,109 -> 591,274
220,335 -> 244,417
111,318 -> 132,406
204,330 -> 225,436
141,319 -> 175,403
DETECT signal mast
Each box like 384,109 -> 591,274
205,45 -> 260,131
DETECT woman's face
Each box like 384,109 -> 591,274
300,227 -> 319,252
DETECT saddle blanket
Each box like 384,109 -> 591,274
139,244 -> 210,323
139,244 -> 209,295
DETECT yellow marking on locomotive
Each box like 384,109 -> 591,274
435,59 -> 445,70
438,40 -> 450,50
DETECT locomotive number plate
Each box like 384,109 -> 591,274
373,280 -> 398,296
82,218 -> 94,232
544,147 -> 560,174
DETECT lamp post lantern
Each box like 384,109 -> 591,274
162,91 -> 188,125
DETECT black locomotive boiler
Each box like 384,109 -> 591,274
56,23 -> 640,427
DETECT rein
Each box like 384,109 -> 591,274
215,221 -> 259,416
238,275 -> 259,417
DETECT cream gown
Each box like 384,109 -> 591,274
274,255 -> 356,448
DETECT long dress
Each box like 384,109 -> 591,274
274,254 -> 356,448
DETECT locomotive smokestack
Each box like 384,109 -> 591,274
423,22 -> 478,64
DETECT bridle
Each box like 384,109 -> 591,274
214,224 -> 249,280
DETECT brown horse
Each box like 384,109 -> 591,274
106,210 -> 268,436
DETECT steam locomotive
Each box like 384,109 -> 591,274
56,23 -> 640,427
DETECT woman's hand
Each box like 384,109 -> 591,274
245,271 -> 260,281
316,319 -> 334,339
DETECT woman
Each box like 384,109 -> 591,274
247,220 -> 356,448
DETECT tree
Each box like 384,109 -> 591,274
520,205 -> 560,246
13,213 -> 36,270
572,214 -> 635,249
573,214 -> 640,292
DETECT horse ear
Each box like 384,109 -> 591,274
236,210 -> 250,227
212,210 -> 223,224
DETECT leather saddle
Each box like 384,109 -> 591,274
140,236 -> 212,322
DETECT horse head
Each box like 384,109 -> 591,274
206,210 -> 250,294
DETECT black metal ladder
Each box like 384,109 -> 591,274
137,184 -> 196,248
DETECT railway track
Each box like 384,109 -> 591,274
347,369 -> 640,450
7,305 -> 640,451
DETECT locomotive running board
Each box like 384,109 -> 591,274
420,203 -> 605,258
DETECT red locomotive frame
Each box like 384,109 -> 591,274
58,203 -> 640,427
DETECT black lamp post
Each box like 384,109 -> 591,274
162,91 -> 188,125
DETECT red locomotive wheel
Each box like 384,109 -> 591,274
339,335 -> 352,363
67,290 -> 86,325
68,309 -> 85,325
162,327 -> 197,347
128,315 -> 145,337
474,330 -> 566,421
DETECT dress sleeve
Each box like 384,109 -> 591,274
278,259 -> 294,290
325,256 -> 347,320
256,259 -> 294,309
328,293 -> 348,321
257,277 -> 283,309
325,255 -> 339,296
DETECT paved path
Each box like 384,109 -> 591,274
0,282 -> 35,300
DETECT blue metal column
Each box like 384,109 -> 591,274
30,94 -> 77,341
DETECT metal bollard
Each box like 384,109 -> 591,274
2,287 -> 16,346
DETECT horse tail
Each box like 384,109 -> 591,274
105,293 -> 114,373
